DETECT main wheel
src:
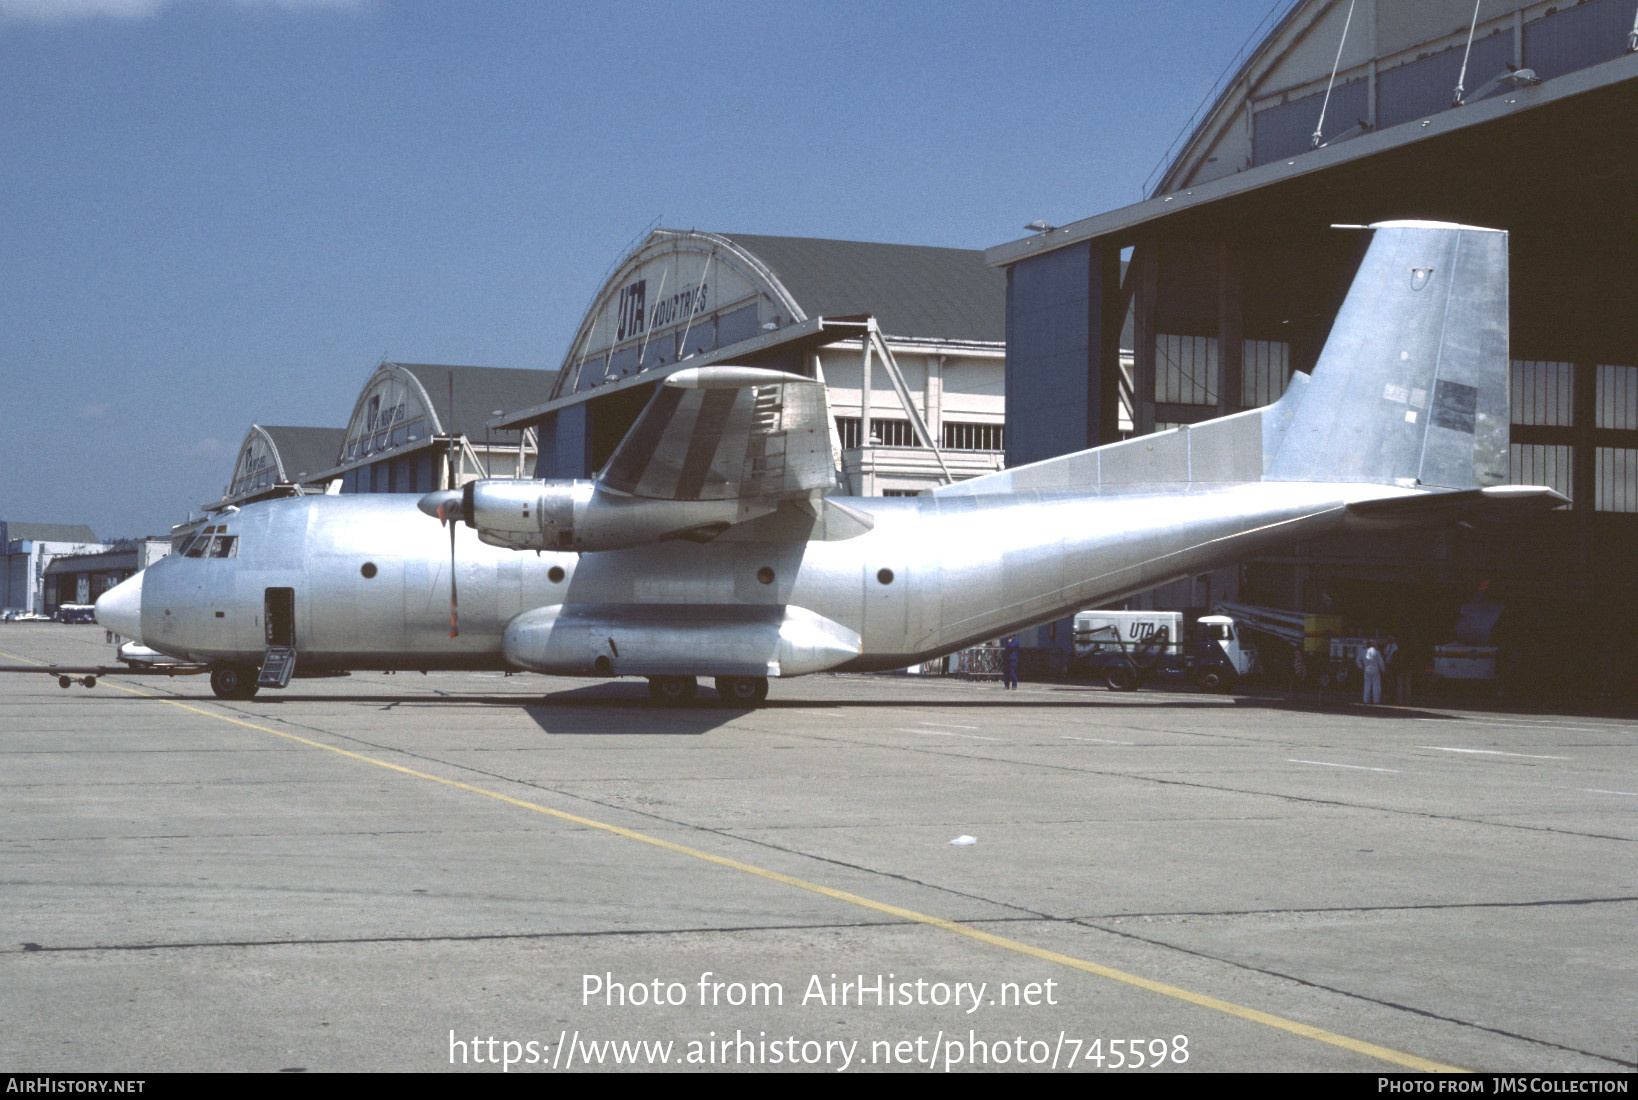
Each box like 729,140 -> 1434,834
1104,664 -> 1138,692
647,675 -> 698,704
714,675 -> 769,705
209,665 -> 259,700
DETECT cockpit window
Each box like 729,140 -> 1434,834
179,529 -> 237,558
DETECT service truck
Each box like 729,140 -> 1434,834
1071,610 -> 1254,692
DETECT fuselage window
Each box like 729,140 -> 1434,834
182,535 -> 208,558
206,535 -> 238,559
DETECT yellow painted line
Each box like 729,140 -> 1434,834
69,677 -> 1460,1072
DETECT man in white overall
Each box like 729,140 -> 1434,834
1359,639 -> 1386,704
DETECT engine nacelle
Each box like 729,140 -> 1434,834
464,479 -> 589,550
460,479 -> 776,553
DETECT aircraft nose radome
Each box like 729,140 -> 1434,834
95,572 -> 143,642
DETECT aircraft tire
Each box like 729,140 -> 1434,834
648,675 -> 698,704
714,675 -> 769,705
210,665 -> 260,701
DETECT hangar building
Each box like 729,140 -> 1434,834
216,425 -> 348,510
991,0 -> 1638,685
42,539 -> 170,614
495,229 -> 1009,497
204,363 -> 556,525
1,522 -> 105,616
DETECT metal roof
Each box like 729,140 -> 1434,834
493,316 -> 872,431
256,425 -> 349,482
988,50 -> 1638,268
392,364 -> 558,440
43,549 -> 137,575
2,522 -> 98,545
721,234 -> 1005,344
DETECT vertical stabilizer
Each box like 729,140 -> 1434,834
1265,221 -> 1509,489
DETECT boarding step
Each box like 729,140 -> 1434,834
257,646 -> 296,688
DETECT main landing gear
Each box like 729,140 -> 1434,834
646,675 -> 698,703
209,664 -> 260,700
713,675 -> 769,705
644,674 -> 769,706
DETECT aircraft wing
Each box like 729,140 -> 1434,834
598,367 -> 836,502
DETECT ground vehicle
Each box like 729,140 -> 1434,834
1072,610 -> 1254,692
55,604 -> 97,624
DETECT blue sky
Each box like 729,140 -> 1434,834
1,0 -> 1287,537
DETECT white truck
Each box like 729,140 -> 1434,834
1072,609 -> 1255,692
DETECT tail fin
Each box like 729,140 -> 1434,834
1265,220 -> 1509,489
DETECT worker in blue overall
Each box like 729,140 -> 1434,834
1001,635 -> 1020,690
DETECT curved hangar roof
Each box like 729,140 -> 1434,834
1157,0 -> 1638,195
224,425 -> 348,501
328,362 -> 555,470
547,229 -> 1004,402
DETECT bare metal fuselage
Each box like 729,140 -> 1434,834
132,481 -> 1398,677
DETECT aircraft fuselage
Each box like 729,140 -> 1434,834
126,482 -> 1395,678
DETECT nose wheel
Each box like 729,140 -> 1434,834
209,664 -> 260,700
713,675 -> 769,705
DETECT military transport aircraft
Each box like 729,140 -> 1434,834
90,221 -> 1562,704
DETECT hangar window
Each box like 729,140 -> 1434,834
869,420 -> 915,447
1241,341 -> 1290,408
834,417 -> 917,448
835,417 -> 861,449
1155,334 -> 1217,406
1510,444 -> 1574,501
942,422 -> 1004,451
1595,448 -> 1638,513
1595,365 -> 1638,430
678,317 -> 716,359
1511,361 -> 1574,426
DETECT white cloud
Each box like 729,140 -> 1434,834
1,0 -> 366,24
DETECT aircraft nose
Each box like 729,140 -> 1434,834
95,572 -> 144,641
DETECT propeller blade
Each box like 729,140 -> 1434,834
448,518 -> 459,638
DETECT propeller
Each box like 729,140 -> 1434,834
416,483 -> 474,639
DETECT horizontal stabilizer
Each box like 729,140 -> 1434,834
1345,484 -> 1567,528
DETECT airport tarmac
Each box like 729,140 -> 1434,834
2,623 -> 1634,1073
